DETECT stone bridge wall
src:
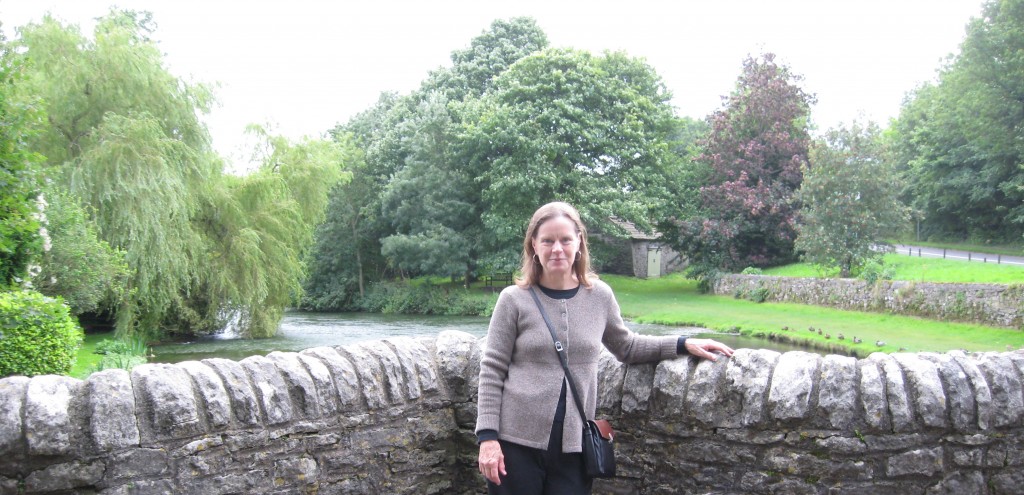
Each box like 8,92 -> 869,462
2,331 -> 1024,494
714,274 -> 1024,329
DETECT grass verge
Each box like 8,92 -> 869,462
889,239 -> 1024,257
604,273 -> 1024,355
762,253 -> 1024,284
70,331 -> 113,379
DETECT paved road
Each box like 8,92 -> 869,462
891,244 -> 1024,267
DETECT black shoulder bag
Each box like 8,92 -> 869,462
529,287 -> 616,478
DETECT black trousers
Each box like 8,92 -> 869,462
487,383 -> 592,495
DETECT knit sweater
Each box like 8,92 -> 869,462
475,280 -> 679,452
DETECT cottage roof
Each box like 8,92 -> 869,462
608,217 -> 661,240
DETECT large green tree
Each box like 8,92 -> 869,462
668,53 -> 814,276
464,48 -> 679,265
892,0 -> 1024,243
795,122 -> 910,277
0,29 -> 44,287
13,11 -> 345,338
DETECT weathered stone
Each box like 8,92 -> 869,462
273,456 -> 319,487
176,361 -> 232,430
202,358 -> 261,425
108,447 -> 170,479
85,369 -> 140,451
886,447 -> 943,476
722,349 -> 779,427
23,460 -> 103,492
864,433 -> 931,452
949,351 -> 994,430
100,479 -> 175,495
340,342 -> 391,408
768,352 -> 820,421
300,346 -> 364,410
684,355 -> 728,426
622,363 -> 657,413
951,447 -> 984,467
869,353 -> 915,431
131,363 -> 204,441
239,355 -> 294,425
814,435 -> 867,455
24,375 -> 81,456
267,351 -> 324,419
892,353 -> 948,428
354,340 -> 410,403
434,331 -> 478,402
296,352 -> 341,418
990,467 -> 1024,495
650,358 -> 690,417
817,355 -> 858,429
919,353 -> 975,432
0,376 -> 28,457
925,470 -> 984,494
597,351 -> 627,416
392,336 -> 440,396
973,353 -> 1024,428
858,359 -> 890,431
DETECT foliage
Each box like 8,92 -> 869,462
0,290 -> 83,377
891,0 -> 1024,243
795,122 -> 911,277
33,186 -> 131,314
858,259 -> 895,285
89,336 -> 148,373
353,281 -> 494,316
0,32 -> 44,287
667,53 -> 814,272
464,47 -> 679,264
741,267 -> 764,275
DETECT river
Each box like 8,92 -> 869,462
149,311 -> 836,364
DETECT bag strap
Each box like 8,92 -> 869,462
529,286 -> 590,424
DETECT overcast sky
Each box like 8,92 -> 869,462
2,0 -> 984,170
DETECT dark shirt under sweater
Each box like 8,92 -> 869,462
476,284 -> 689,445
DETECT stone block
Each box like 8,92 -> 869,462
300,347 -> 364,410
817,355 -> 858,429
869,353 -> 914,431
684,355 -> 727,426
886,447 -> 943,477
622,363 -> 656,414
339,342 -> 392,408
240,355 -> 294,425
650,358 -> 690,417
892,353 -> 948,428
925,470 -> 984,494
296,352 -> 341,417
100,479 -> 175,495
202,358 -> 261,425
108,447 -> 171,480
177,361 -> 233,430
949,351 -> 994,430
23,460 -> 103,493
722,349 -> 779,427
597,351 -> 627,416
24,375 -> 81,456
990,467 -> 1024,495
768,352 -> 820,421
919,353 -> 975,432
0,376 -> 28,457
85,369 -> 140,451
434,330 -> 478,402
356,340 -> 411,404
973,353 -> 1023,428
858,359 -> 890,431
392,337 -> 440,396
273,456 -> 319,487
267,351 -> 323,419
131,363 -> 204,441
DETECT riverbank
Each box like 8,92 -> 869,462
603,273 -> 1024,356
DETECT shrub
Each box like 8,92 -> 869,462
741,266 -> 764,275
748,286 -> 771,303
0,290 -> 83,377
859,259 -> 895,285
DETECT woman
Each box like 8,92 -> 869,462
476,202 -> 734,494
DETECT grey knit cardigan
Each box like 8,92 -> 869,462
475,280 -> 679,453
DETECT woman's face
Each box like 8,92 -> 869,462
532,215 -> 581,277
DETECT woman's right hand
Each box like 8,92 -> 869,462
478,440 -> 506,484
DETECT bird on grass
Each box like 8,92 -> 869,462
837,333 -> 845,341
876,340 -> 886,347
852,336 -> 863,344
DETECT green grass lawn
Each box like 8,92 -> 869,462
70,331 -> 113,379
762,253 -> 1024,284
603,273 -> 1024,355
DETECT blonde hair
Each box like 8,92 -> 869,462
516,202 -> 596,288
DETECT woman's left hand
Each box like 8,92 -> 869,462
685,338 -> 734,361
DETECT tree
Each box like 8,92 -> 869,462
0,29 -> 44,287
795,122 -> 910,277
891,0 -> 1024,243
670,53 -> 814,275
463,48 -> 679,266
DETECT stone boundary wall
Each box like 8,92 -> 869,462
2,331 -> 1024,494
714,274 -> 1024,329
